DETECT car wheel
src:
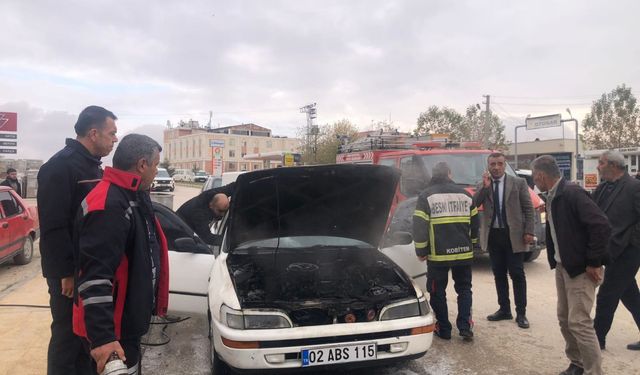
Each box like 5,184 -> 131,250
13,236 -> 33,265
208,308 -> 229,374
523,248 -> 541,263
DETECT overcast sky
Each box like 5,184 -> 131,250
1,0 -> 639,160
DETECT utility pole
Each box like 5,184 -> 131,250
482,94 -> 491,148
299,103 -> 317,162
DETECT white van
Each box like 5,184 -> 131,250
172,169 -> 194,182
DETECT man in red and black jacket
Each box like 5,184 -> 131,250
73,134 -> 169,374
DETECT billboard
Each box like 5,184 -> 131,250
0,112 -> 17,132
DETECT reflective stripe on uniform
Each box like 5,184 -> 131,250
431,216 -> 471,225
82,296 -> 113,305
415,240 -> 428,249
78,279 -> 112,293
413,210 -> 430,222
428,251 -> 473,262
471,207 -> 478,216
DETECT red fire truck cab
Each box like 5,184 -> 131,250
337,136 -> 545,262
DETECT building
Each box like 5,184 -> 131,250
164,122 -> 301,174
506,138 -> 584,181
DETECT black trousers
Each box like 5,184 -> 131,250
426,264 -> 473,334
594,246 -> 640,344
46,278 -> 93,375
488,228 -> 527,316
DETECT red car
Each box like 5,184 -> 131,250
0,186 -> 39,266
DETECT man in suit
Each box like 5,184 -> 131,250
473,152 -> 535,329
592,150 -> 640,351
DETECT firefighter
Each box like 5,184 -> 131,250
413,162 -> 479,341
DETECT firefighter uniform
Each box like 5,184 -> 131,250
413,178 -> 479,339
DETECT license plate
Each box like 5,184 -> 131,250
301,342 -> 376,367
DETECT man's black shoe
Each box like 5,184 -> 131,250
434,330 -> 451,340
627,341 -> 640,350
516,315 -> 530,329
559,363 -> 584,375
486,310 -> 513,321
459,329 -> 474,341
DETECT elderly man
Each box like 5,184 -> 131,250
176,183 -> 235,245
73,134 -> 169,374
592,150 -> 640,351
532,155 -> 610,375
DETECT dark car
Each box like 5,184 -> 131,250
0,187 -> 39,266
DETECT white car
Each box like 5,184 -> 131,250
154,164 -> 434,373
151,168 -> 175,192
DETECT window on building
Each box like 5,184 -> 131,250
229,138 -> 236,146
632,155 -> 637,167
227,162 -> 236,171
229,150 -> 236,158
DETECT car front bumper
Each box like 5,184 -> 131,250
212,314 -> 434,371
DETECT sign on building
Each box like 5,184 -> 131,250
210,139 -> 225,148
0,112 -> 18,154
525,114 -> 561,130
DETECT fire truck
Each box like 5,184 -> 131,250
336,133 -> 546,262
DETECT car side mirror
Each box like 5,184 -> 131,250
384,231 -> 413,247
175,237 -> 212,254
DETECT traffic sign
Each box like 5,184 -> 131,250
0,112 -> 17,132
0,149 -> 17,154
0,133 -> 17,139
0,141 -> 17,147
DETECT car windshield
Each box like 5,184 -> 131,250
196,171 -> 207,176
235,236 -> 371,249
418,153 -> 516,186
156,169 -> 170,178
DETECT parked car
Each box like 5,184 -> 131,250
155,164 -> 434,373
201,176 -> 223,192
151,168 -> 175,192
172,169 -> 194,182
193,170 -> 208,183
0,187 -> 39,266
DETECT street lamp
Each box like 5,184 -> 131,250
561,108 -> 580,182
514,114 -> 530,171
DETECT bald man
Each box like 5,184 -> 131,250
176,183 -> 235,245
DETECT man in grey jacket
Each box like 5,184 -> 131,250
473,152 -> 535,329
592,150 -> 640,351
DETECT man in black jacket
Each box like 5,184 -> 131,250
532,155 -> 610,375
176,182 -> 235,245
37,106 -> 118,375
74,134 -> 169,374
1,168 -> 22,197
592,150 -> 640,351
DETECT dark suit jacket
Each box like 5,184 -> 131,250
593,173 -> 640,260
473,174 -> 534,253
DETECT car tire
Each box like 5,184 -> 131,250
523,248 -> 541,263
13,236 -> 33,265
209,309 -> 231,374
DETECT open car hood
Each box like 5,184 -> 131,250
227,164 -> 400,250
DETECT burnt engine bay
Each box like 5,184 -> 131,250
227,247 -> 415,326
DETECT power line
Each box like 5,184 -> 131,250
493,101 -> 592,107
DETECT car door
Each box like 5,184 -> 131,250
380,196 -> 428,293
152,202 -> 215,316
0,191 -> 26,260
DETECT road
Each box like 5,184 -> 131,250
1,186 -> 638,374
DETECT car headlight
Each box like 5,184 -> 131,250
379,298 -> 426,321
220,305 -> 292,329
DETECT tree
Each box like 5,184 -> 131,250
462,105 -> 507,150
160,158 -> 175,176
299,119 -> 359,165
414,105 -> 506,149
414,106 -> 464,139
583,84 -> 640,149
